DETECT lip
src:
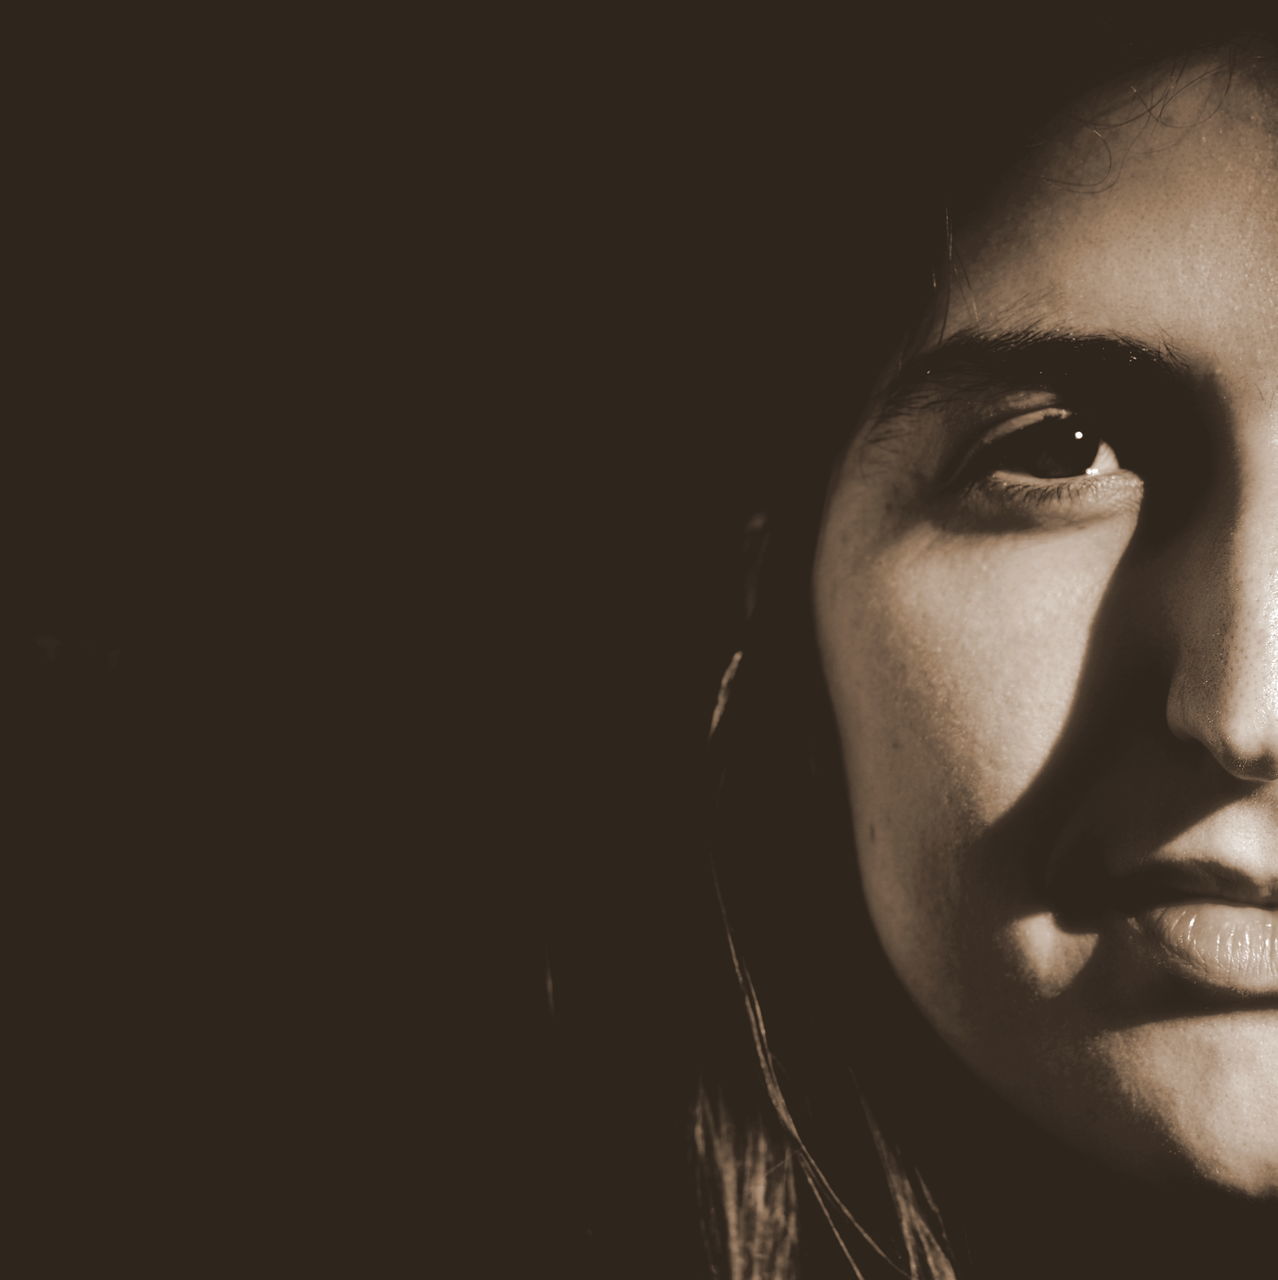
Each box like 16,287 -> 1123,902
1127,901 -> 1278,994
1100,859 -> 1278,995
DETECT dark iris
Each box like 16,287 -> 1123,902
983,417 -> 1106,480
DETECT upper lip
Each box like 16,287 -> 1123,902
1104,858 -> 1278,913
1048,851 -> 1278,920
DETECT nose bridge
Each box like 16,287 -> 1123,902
1164,447 -> 1278,782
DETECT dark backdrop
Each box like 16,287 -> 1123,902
521,18 -> 878,1274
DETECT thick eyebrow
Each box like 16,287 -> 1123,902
872,326 -> 1193,424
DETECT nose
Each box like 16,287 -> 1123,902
1164,473 -> 1278,784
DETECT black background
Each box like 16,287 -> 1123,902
10,13 -> 421,1273
2,10 -> 1022,1273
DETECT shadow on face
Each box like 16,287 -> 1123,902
813,50 -> 1278,1195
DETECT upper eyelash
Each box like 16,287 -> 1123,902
956,407 -> 1124,483
940,408 -> 1077,489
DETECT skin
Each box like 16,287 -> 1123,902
814,59 -> 1278,1194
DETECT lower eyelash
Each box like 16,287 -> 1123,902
975,474 -> 1107,507
947,470 -> 1145,526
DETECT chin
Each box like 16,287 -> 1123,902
1041,1010 -> 1278,1200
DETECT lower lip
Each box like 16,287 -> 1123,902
1130,902 -> 1278,994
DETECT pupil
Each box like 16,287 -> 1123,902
1006,419 -> 1099,479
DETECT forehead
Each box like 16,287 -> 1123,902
947,61 -> 1278,378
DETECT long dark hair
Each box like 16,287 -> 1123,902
693,19 -> 1278,1279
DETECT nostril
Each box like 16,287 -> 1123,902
1205,721 -> 1278,783
1215,746 -> 1278,784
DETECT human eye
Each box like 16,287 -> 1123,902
942,407 -> 1144,525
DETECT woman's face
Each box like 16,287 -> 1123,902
814,60 -> 1278,1193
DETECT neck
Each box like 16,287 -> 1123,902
910,1060 -> 1278,1279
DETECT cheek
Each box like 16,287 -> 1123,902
816,522 -> 1133,997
